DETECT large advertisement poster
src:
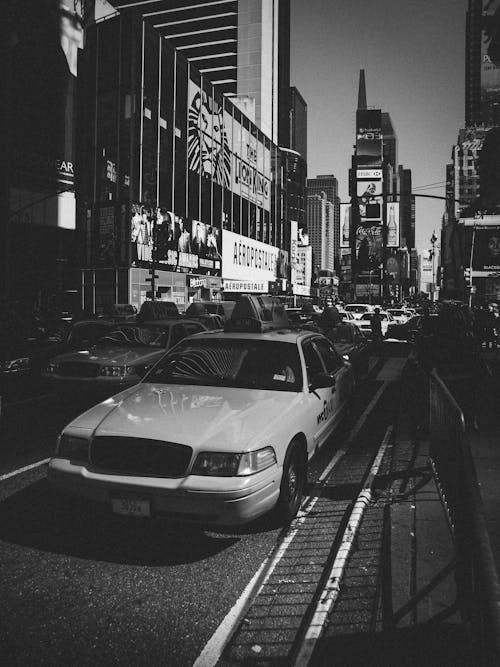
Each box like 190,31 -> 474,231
187,79 -> 231,189
481,1 -> 500,95
470,227 -> 500,271
10,0 -> 83,229
222,230 -> 279,282
356,109 -> 382,168
340,203 -> 351,248
386,202 -> 400,248
130,204 -> 222,276
355,224 -> 383,274
187,80 -> 271,211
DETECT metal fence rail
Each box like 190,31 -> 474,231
429,369 -> 500,665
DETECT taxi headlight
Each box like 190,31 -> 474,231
57,434 -> 89,461
98,365 -> 137,377
191,446 -> 277,477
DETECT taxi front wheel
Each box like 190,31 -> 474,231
276,441 -> 307,524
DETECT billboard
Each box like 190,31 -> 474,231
356,109 -> 382,168
187,79 -> 271,211
222,230 -> 279,282
10,0 -> 83,229
386,202 -> 400,248
481,1 -> 500,95
130,204 -> 222,276
356,224 -> 383,274
340,203 -> 351,248
469,227 -> 500,271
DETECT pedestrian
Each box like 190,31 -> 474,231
371,307 -> 383,347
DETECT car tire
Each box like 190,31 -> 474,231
276,440 -> 307,524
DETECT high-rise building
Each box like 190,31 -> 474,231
465,0 -> 500,127
108,0 -> 290,144
289,86 -> 307,161
306,175 -> 339,273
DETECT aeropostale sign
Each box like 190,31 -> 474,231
222,230 -> 279,282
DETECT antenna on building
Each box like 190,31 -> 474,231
357,69 -> 367,110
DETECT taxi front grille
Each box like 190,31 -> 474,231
58,362 -> 100,378
90,436 -> 193,478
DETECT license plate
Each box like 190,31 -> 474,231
111,497 -> 151,518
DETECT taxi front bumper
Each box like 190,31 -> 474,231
47,458 -> 281,526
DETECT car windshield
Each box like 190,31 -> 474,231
329,324 -> 354,343
68,322 -> 114,348
144,339 -> 303,391
97,325 -> 167,347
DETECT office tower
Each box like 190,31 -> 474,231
307,175 -> 339,273
465,0 -> 500,127
108,0 -> 290,144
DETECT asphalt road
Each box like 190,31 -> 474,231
0,343 -> 411,666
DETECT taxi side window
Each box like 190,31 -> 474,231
302,340 -> 324,383
313,337 -> 342,373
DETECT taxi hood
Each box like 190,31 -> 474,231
68,382 -> 302,452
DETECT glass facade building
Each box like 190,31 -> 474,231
80,10 -> 285,312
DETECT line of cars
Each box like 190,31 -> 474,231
48,295 -> 356,527
0,301 -> 237,410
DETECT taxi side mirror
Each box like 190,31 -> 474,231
309,372 -> 336,391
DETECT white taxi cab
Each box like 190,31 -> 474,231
48,296 -> 355,526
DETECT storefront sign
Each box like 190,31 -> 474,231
223,280 -> 268,293
222,230 -> 279,282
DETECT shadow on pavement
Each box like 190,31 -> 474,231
0,478 -> 240,566
312,624 -> 472,666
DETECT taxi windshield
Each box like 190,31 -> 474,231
145,339 -> 303,391
96,325 -> 166,348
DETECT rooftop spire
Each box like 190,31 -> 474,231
357,69 -> 367,110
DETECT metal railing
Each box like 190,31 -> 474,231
429,369 -> 500,665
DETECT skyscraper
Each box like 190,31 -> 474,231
465,0 -> 500,127
307,175 -> 339,273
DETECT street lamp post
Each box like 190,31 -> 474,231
430,231 -> 437,302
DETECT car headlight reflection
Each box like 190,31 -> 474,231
98,365 -> 137,377
57,434 -> 89,461
45,361 -> 60,374
191,446 -> 277,477
0,357 -> 31,373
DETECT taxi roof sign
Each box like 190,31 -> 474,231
224,295 -> 290,332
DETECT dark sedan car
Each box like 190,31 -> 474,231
42,318 -> 207,401
328,322 -> 370,381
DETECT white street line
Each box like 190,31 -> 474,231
192,557 -> 270,667
293,425 -> 394,667
193,383 -> 389,667
0,458 -> 50,482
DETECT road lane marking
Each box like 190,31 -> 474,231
193,382 -> 390,667
293,425 -> 394,667
0,458 -> 50,482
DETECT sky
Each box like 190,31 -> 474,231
290,0 -> 467,255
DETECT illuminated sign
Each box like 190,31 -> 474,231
223,280 -> 268,293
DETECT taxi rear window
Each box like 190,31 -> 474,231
145,339 -> 303,391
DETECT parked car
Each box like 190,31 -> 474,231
385,314 -> 421,341
386,308 -> 409,324
337,309 -> 356,322
48,295 -> 355,527
328,322 -> 370,381
343,303 -> 375,320
356,311 -> 394,339
42,319 -> 206,401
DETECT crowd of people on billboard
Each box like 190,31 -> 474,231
130,204 -> 222,273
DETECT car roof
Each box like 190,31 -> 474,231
180,327 -> 320,345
